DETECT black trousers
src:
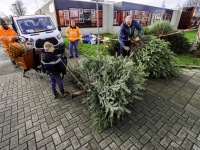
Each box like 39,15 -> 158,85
120,41 -> 131,57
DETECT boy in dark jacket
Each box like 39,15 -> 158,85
41,42 -> 68,99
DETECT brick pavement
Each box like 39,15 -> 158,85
0,47 -> 200,150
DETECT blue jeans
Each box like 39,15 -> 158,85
48,74 -> 64,95
70,40 -> 78,56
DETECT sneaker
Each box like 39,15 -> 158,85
69,56 -> 74,58
54,92 -> 58,99
62,91 -> 69,97
75,55 -> 79,57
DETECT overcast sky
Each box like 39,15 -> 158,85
0,0 -> 187,16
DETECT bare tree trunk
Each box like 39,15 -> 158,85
10,0 -> 27,16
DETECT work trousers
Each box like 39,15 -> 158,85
69,40 -> 78,56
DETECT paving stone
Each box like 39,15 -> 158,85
138,125 -> 149,135
129,136 -> 143,149
0,139 -> 9,149
13,143 -> 27,150
61,118 -> 69,127
150,138 -> 165,150
177,130 -> 187,141
41,122 -> 49,133
177,90 -> 194,100
185,104 -> 200,117
10,135 -> 18,149
27,125 -> 41,135
19,133 -> 34,145
120,139 -> 133,150
2,130 -> 18,141
37,136 -> 52,149
182,139 -> 193,150
79,134 -> 93,145
3,124 -> 10,136
109,142 -> 120,150
43,128 -> 57,138
61,131 -> 74,142
83,139 -> 98,150
157,90 -> 172,100
139,133 -> 151,145
142,142 -> 154,150
193,144 -> 200,150
182,126 -> 198,138
120,130 -> 132,142
28,138 -> 37,150
186,134 -> 200,148
189,98 -> 200,109
110,133 -> 123,146
35,130 -> 44,142
70,136 -> 81,149
167,132 -> 182,145
74,127 -> 84,140
56,140 -> 71,150
171,94 -> 189,106
52,133 -> 61,145
93,132 -> 102,143
160,135 -> 172,148
99,136 -> 112,149
46,142 -> 55,150
157,127 -> 168,139
129,127 -> 142,139
57,125 -> 65,136
130,145 -> 139,150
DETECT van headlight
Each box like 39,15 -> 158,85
57,34 -> 62,39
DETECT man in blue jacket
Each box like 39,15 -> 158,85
118,16 -> 142,56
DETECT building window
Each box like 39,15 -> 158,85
84,9 -> 91,27
64,10 -> 70,26
113,11 -> 117,25
58,10 -> 65,26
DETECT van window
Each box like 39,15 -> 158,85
17,17 -> 56,34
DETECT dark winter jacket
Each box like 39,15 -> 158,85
118,19 -> 142,47
41,52 -> 66,75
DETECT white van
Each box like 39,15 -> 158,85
11,15 -> 65,53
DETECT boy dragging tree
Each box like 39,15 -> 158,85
41,42 -> 68,99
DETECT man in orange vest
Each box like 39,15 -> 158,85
0,20 -> 18,65
66,20 -> 82,58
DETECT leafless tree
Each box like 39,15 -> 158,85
0,12 -> 11,24
161,0 -> 166,8
10,0 -> 27,16
185,0 -> 200,7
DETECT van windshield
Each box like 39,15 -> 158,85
17,17 -> 56,34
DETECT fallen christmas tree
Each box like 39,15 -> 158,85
70,54 -> 147,133
131,35 -> 179,78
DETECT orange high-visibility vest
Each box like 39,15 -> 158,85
0,26 -> 18,50
66,26 -> 82,42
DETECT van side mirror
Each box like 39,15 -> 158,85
58,25 -> 61,31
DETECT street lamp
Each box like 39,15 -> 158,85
91,0 -> 104,53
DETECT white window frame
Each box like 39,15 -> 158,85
64,10 -> 70,26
